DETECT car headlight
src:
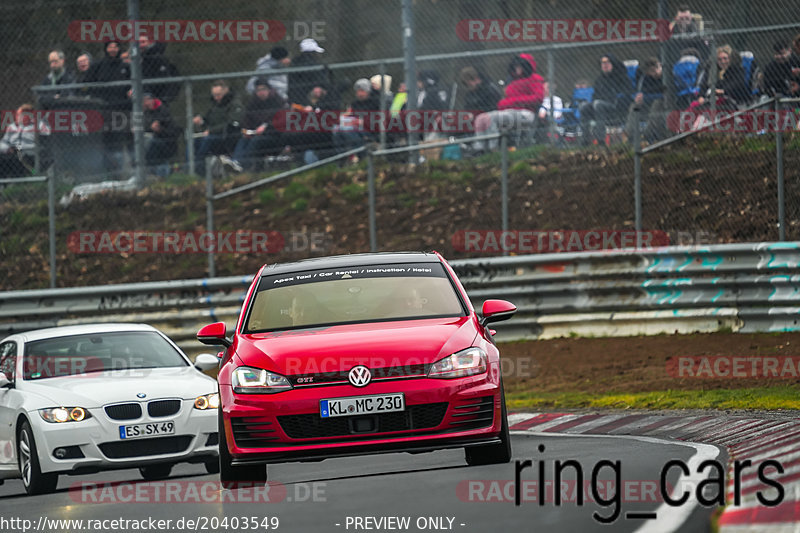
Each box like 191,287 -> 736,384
39,407 -> 92,423
194,393 -> 220,410
428,347 -> 487,379
232,366 -> 292,394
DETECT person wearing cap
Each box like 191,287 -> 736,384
229,79 -> 287,172
288,38 -> 332,107
247,46 -> 291,100
333,78 -> 380,161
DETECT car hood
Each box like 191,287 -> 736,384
236,316 -> 478,375
19,366 -> 216,408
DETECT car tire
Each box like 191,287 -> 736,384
139,463 -> 173,481
465,383 -> 512,466
218,408 -> 267,488
17,420 -> 58,495
205,458 -> 220,474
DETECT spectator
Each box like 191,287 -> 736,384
665,5 -> 708,105
228,79 -> 287,172
73,52 -> 93,99
669,5 -> 700,35
536,81 -> 564,142
0,104 -> 48,178
370,74 -> 393,100
693,45 -> 749,112
333,78 -> 381,160
87,40 -> 132,172
246,46 -> 291,100
460,67 -> 502,114
625,58 -> 667,143
473,53 -> 544,152
88,40 -> 131,106
192,80 -> 244,176
763,41 -> 800,98
139,36 -> 180,103
579,53 -> 632,145
38,49 -> 75,108
282,83 -> 341,165
142,93 -> 180,178
288,39 -> 330,107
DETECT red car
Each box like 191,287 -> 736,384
197,252 -> 516,485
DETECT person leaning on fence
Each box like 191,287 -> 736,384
139,36 -> 180,104
288,39 -> 329,108
142,93 -> 180,178
0,104 -> 49,178
579,53 -> 631,145
37,49 -> 75,109
472,53 -> 544,153
192,79 -> 244,176
228,78 -> 287,172
625,57 -> 667,144
246,46 -> 291,100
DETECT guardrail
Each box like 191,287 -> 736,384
1,242 -> 798,355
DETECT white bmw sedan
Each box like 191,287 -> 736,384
0,323 -> 220,495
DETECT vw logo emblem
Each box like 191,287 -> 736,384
348,366 -> 371,387
136,393 -> 146,399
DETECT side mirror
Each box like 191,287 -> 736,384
194,353 -> 221,371
0,374 -> 11,389
480,299 -> 517,327
197,322 -> 232,348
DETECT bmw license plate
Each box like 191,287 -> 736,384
119,421 -> 175,439
320,393 -> 404,418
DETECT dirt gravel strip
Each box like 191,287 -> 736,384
509,411 -> 800,531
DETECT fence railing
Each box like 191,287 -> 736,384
1,242 -> 797,356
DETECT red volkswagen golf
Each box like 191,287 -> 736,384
197,252 -> 516,485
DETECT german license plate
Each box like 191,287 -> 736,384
320,393 -> 405,418
119,421 -> 175,439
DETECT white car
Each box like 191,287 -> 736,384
0,323 -> 220,495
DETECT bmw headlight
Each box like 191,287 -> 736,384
232,366 -> 292,394
194,393 -> 220,410
39,407 -> 91,423
428,347 -> 487,379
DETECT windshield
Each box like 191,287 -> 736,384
23,331 -> 189,380
244,262 -> 466,332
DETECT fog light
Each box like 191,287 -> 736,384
54,447 -> 67,459
52,446 -> 84,460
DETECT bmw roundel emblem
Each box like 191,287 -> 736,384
136,393 -> 147,399
348,366 -> 372,387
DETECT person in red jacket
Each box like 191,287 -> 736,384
473,53 -> 544,152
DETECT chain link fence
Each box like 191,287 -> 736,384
1,0 -> 799,289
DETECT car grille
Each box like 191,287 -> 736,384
288,364 -> 429,387
98,436 -> 193,459
104,403 -> 142,421
277,402 -> 448,440
147,399 -> 181,417
449,396 -> 494,429
231,417 -> 280,448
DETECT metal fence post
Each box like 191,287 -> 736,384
776,97 -> 785,241
401,0 -> 418,164
47,167 -> 56,288
500,134 -> 509,257
633,107 -> 643,248
206,156 -> 216,277
185,80 -> 196,176
547,49 -> 556,145
127,0 -> 146,189
367,151 -> 377,252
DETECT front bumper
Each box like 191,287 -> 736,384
31,399 -> 218,475
221,372 -> 503,464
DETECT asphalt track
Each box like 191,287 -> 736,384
0,430 -> 721,533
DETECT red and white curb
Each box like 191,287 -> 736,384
509,412 -> 800,532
